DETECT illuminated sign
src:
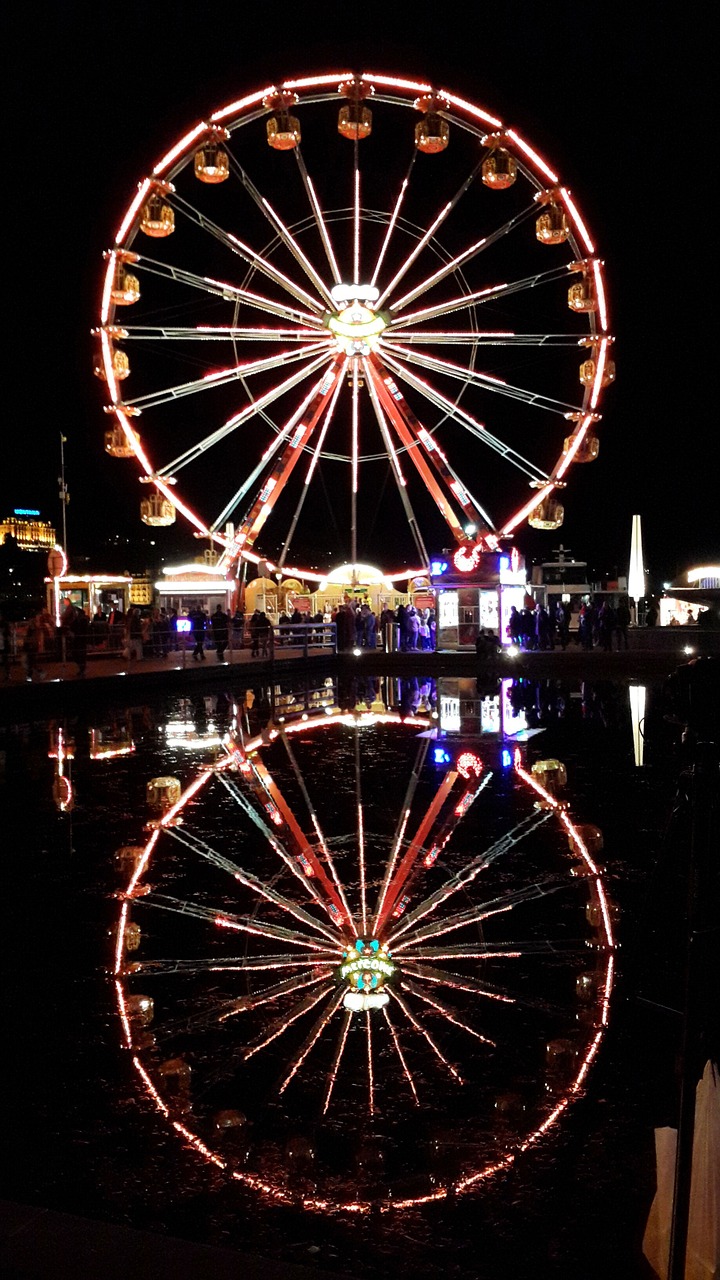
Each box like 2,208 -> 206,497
14,508 -> 41,516
453,545 -> 480,573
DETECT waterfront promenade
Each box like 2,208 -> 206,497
2,627 -> 717,716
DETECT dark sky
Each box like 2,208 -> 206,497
6,2 -> 715,586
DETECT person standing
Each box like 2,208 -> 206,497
211,604 -> 229,662
190,605 -> 206,660
0,611 -> 11,681
614,597 -> 631,650
71,605 -> 91,675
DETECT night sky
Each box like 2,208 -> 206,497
6,2 -> 715,587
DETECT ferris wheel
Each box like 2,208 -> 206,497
113,701 -> 616,1211
97,72 -> 614,584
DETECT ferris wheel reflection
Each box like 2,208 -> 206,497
111,674 -> 616,1212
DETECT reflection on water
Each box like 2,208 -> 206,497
2,669 -> 696,1275
113,691 -> 614,1211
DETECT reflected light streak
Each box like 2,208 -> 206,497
401,962 -> 515,1003
402,983 -> 495,1045
322,1011 -> 352,1115
219,969 -> 333,1023
366,1010 -> 375,1115
278,988 -> 346,1094
244,983 -> 334,1060
391,989 -> 463,1082
383,1008 -> 420,1103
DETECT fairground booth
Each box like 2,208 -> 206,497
430,546 -> 527,649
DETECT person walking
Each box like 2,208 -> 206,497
22,613 -> 47,681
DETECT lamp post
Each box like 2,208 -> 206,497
58,433 -> 69,561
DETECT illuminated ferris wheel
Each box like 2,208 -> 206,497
97,72 -> 614,584
114,704 -> 616,1211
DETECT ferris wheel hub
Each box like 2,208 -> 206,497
327,290 -> 387,355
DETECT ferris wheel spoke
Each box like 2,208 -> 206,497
370,154 -> 416,288
242,981 -> 336,1062
208,359 -> 338,532
388,262 -> 577,330
118,324 -> 327,343
134,893 -> 335,951
229,157 -> 336,308
169,190 -> 326,313
164,824 -> 341,946
133,253 -> 324,327
277,729 -> 357,931
372,741 -> 429,934
394,882 -> 567,955
375,155 -> 485,309
150,970 -> 332,1044
127,955 -> 329,976
389,988 -> 463,1084
365,1010 -> 375,1115
386,342 -> 584,417
404,939 -> 587,962
354,727 -> 369,935
215,768 -> 350,929
400,961 -> 516,1005
389,200 -> 539,315
367,357 -> 493,544
386,809 -> 553,948
399,979 -> 496,1046
154,351 -> 331,481
293,148 -> 342,284
382,1008 -> 421,1104
379,349 -> 549,483
277,987 -> 347,1096
374,767 -> 459,937
363,369 -> 431,568
231,355 -> 347,555
121,341 -> 331,413
363,355 -> 491,529
219,969 -> 335,1024
321,1009 -> 352,1116
276,371 -> 345,571
383,330 -> 593,347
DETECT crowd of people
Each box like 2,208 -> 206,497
506,597 -> 634,652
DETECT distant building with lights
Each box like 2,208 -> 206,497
0,509 -> 56,552
660,565 -> 719,626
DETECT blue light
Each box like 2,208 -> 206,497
433,747 -> 451,765
500,555 -> 509,570
501,748 -> 513,768
355,939 -> 364,951
13,508 -> 41,517
430,559 -> 449,576
370,939 -> 379,951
